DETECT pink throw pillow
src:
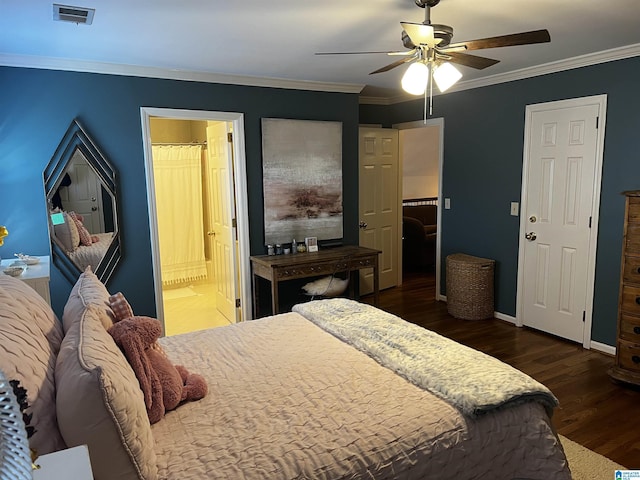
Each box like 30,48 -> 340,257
109,292 -> 134,322
68,211 -> 92,246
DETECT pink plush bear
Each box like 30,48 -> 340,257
108,316 -> 208,424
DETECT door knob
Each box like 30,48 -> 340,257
359,221 -> 368,229
207,231 -> 216,236
91,207 -> 98,211
525,232 -> 537,241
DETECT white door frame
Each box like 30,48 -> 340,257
393,118 -> 445,299
516,95 -> 607,349
140,107 -> 252,325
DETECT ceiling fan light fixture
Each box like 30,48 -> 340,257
401,62 -> 429,95
433,62 -> 462,92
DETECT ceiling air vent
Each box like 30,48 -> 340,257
53,4 -> 95,25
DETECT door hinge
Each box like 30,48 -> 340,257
582,311 -> 586,322
596,116 -> 599,129
589,216 -> 592,228
232,218 -> 237,228
227,132 -> 233,143
235,298 -> 241,308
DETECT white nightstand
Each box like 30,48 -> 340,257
0,255 -> 51,305
33,445 -> 93,479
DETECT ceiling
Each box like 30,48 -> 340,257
2,0 -> 640,101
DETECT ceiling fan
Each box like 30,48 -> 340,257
316,0 -> 551,96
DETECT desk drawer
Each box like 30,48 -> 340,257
626,224 -> 640,253
628,197 -> 640,223
349,257 -> 376,269
620,313 -> 640,343
621,284 -> 640,315
618,339 -> 640,373
623,255 -> 640,284
276,263 -> 342,279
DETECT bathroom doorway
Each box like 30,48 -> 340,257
141,108 -> 251,336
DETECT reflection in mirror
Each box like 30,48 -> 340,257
44,119 -> 120,285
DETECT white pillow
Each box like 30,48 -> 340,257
302,276 -> 349,297
56,305 -> 158,480
53,211 -> 80,252
62,266 -> 116,332
0,275 -> 67,455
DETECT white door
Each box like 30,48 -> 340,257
207,122 -> 240,323
517,96 -> 606,345
359,127 -> 399,293
61,149 -> 105,233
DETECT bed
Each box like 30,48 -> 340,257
67,232 -> 114,270
50,208 -> 114,271
0,270 -> 571,480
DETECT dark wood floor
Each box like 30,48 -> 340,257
362,271 -> 640,469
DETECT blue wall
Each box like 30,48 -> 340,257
3,57 -> 639,346
0,66 -> 360,318
361,56 -> 640,346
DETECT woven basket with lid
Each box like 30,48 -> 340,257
446,253 -> 495,320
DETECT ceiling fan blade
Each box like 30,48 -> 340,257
401,22 -> 439,47
445,29 -> 550,51
370,56 -> 414,75
315,51 -> 406,56
444,51 -> 500,70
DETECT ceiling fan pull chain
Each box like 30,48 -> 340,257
423,89 -> 427,124
429,65 -> 434,117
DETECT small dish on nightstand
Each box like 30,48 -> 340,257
2,266 -> 24,277
15,253 -> 40,265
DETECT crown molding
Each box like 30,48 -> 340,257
0,53 -> 365,94
359,43 -> 640,105
3,43 -> 640,102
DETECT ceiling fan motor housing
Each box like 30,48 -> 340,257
415,0 -> 441,8
402,24 -> 453,49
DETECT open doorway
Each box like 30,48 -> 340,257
393,118 -> 444,300
140,108 -> 252,336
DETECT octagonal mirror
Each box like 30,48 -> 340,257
44,119 -> 120,284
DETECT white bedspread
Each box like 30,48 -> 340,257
69,232 -> 113,271
154,312 -> 569,480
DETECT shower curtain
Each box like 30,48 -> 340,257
152,145 -> 208,286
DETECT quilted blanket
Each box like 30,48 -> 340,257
156,312 -> 569,479
293,298 -> 558,417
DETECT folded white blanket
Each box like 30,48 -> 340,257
293,298 -> 558,417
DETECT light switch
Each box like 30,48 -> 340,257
444,198 -> 451,210
510,202 -> 519,216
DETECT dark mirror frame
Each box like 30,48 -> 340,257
44,119 -> 121,285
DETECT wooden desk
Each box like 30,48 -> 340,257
250,245 -> 381,317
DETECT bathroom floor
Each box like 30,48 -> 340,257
162,282 -> 232,336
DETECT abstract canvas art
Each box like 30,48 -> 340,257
262,118 -> 343,245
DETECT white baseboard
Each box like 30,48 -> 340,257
438,298 -> 515,324
494,312 -> 517,324
589,341 -> 616,356
439,301 -> 616,355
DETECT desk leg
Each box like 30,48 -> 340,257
373,259 -> 380,307
271,280 -> 279,315
348,272 -> 356,300
252,273 -> 259,319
